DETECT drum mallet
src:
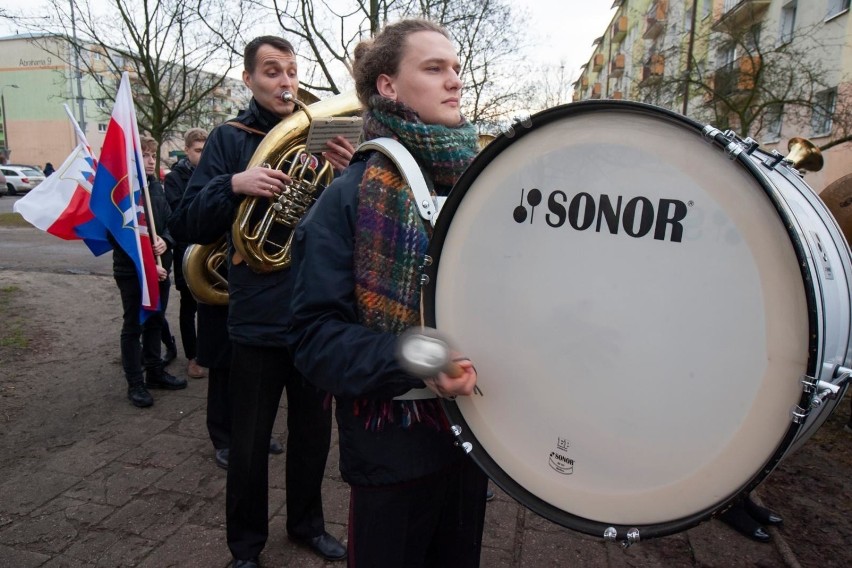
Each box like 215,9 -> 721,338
396,327 -> 464,379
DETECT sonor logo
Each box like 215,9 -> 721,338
548,437 -> 575,475
513,188 -> 689,243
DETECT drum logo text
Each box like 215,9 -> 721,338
513,188 -> 689,243
549,438 -> 575,475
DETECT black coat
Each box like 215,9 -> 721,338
288,157 -> 466,486
168,99 -> 293,348
163,158 -> 194,288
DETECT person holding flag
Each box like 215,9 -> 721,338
90,74 -> 186,407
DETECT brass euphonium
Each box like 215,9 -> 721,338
785,136 -> 824,172
183,237 -> 229,305
232,89 -> 363,273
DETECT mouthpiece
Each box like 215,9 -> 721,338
280,91 -> 295,102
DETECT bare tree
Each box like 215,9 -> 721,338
5,0 -> 252,150
245,0 -> 531,128
634,17 -> 850,147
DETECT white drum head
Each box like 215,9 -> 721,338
426,104 -> 811,535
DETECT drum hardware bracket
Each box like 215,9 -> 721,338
801,368 -> 849,409
603,526 -> 641,547
762,150 -> 786,171
503,112 -> 533,138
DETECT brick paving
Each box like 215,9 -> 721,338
0,260 -> 850,567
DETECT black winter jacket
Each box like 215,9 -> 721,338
288,157 -> 466,486
163,158 -> 194,288
111,176 -> 173,278
169,99 -> 293,348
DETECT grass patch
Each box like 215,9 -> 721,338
0,286 -> 30,351
0,212 -> 30,228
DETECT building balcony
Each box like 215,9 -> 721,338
591,83 -> 602,99
712,55 -> 761,98
641,53 -> 665,83
592,53 -> 605,72
644,0 -> 668,39
611,15 -> 628,44
610,53 -> 626,78
714,0 -> 770,31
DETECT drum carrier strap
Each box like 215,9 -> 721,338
356,137 -> 439,401
357,137 -> 447,227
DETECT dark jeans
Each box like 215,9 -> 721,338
114,275 -> 170,385
226,343 -> 333,560
348,458 -> 488,568
176,284 -> 198,360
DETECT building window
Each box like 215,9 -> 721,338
765,104 -> 783,141
702,0 -> 712,19
780,1 -> 797,44
827,0 -> 851,20
98,123 -> 108,132
811,88 -> 837,137
95,99 -> 107,109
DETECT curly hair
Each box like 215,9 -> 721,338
352,19 -> 450,108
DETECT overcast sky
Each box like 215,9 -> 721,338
1,1 -> 616,79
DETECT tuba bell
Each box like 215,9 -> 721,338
232,89 -> 363,273
183,237 -> 229,305
785,136 -> 824,173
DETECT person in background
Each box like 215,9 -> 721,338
287,19 -> 487,567
114,135 -> 187,408
164,127 -> 209,380
43,162 -> 55,176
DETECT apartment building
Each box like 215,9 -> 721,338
0,34 -> 248,169
573,0 -> 852,192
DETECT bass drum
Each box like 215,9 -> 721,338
421,101 -> 852,542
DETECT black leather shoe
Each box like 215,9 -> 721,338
269,438 -> 284,455
146,370 -> 187,390
744,496 -> 783,526
127,384 -> 153,408
232,558 -> 259,568
163,335 -> 177,365
215,448 -> 229,470
291,531 -> 346,561
721,502 -> 771,543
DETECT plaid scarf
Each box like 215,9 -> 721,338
351,96 -> 477,430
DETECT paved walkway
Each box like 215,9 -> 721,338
0,266 -> 850,567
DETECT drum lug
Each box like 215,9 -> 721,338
791,405 -> 808,424
602,526 -> 640,547
701,124 -> 721,142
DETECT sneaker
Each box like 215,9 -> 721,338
163,335 -> 178,365
187,358 -> 208,379
127,384 -> 154,407
146,369 -> 188,390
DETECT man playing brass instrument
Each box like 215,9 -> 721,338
168,36 -> 353,568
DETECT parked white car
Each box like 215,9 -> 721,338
1,165 -> 46,196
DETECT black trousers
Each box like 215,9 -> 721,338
115,275 -> 169,384
348,458 -> 488,568
176,284 -> 198,360
226,343 -> 333,560
207,363 -> 231,450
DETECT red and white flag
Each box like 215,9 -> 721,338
89,73 -> 160,320
13,106 -> 111,255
